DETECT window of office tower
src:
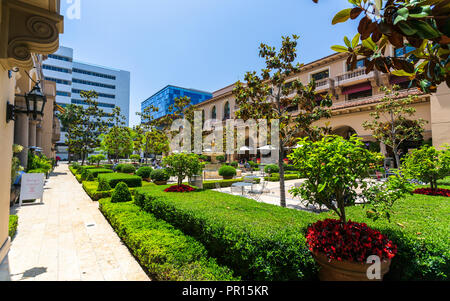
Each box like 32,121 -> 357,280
311,70 -> 329,81
395,46 -> 416,57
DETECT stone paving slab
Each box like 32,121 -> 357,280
0,164 -> 150,281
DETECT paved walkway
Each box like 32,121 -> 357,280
0,164 -> 149,281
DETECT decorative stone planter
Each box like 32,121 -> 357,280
189,175 -> 203,189
312,252 -> 392,281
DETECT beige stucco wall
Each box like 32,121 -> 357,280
430,84 -> 450,149
0,66 -> 15,263
41,81 -> 56,159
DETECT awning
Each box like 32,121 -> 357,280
342,82 -> 372,95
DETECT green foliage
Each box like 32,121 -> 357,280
9,215 -> 18,238
11,144 -> 24,183
264,174 -> 300,182
99,199 -> 237,280
86,168 -> 113,179
362,173 -> 414,221
150,169 -> 170,182
363,86 -> 427,167
111,182 -> 132,203
202,178 -> 260,190
136,166 -> 153,179
326,0 -> 450,93
163,153 -> 202,186
130,154 -> 141,163
264,164 -> 280,175
216,155 -> 226,163
89,154 -> 106,167
134,185 -> 319,280
98,177 -> 112,192
199,155 -> 210,162
403,145 -> 450,191
218,165 -> 237,178
121,164 -> 136,174
234,35 -> 333,208
27,152 -> 52,173
289,135 -> 381,223
27,169 -> 48,174
98,173 -> 142,189
230,161 -> 238,168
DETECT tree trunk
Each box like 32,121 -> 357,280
393,145 -> 401,169
279,146 -> 286,208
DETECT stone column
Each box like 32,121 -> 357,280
14,113 -> 30,168
430,84 -> 450,149
36,124 -> 43,148
29,120 -> 37,148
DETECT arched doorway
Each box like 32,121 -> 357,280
331,126 -> 357,140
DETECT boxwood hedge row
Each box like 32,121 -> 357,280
98,173 -> 142,189
134,185 -> 319,281
99,198 -> 238,281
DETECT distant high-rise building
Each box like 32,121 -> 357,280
43,46 -> 130,160
141,85 -> 212,120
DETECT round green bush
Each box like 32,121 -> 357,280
218,166 -> 237,179
248,161 -> 258,168
121,164 -> 136,174
136,166 -> 153,179
264,164 -> 280,175
151,169 -> 170,182
230,161 -> 238,168
111,182 -> 132,203
216,155 -> 226,163
115,164 -> 125,172
98,177 -> 111,192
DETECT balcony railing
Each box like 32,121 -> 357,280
335,68 -> 373,84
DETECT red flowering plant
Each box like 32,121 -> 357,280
164,184 -> 196,193
306,219 -> 397,262
413,188 -> 450,197
289,136 -> 408,263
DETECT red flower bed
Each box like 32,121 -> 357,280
164,184 -> 196,193
306,219 -> 397,263
413,188 -> 450,197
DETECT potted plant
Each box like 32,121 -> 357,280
218,165 -> 237,180
150,169 -> 170,185
289,135 -> 411,281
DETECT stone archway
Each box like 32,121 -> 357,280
331,125 -> 358,140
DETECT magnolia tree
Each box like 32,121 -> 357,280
101,107 -> 133,161
234,35 -> 333,208
403,145 -> 450,191
316,0 -> 450,93
363,85 -> 427,168
289,135 -> 411,223
162,153 -> 203,186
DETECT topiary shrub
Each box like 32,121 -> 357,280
111,182 -> 132,203
264,164 -> 279,175
151,169 -> 170,185
98,177 -> 112,192
137,166 -> 153,179
121,164 -> 136,174
230,161 -> 238,168
216,155 -> 226,163
218,166 -> 237,179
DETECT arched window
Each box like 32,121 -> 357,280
212,106 -> 217,120
202,110 -> 205,126
223,102 -> 230,120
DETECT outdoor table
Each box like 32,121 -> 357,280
231,182 -> 253,195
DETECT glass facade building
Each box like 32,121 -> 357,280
141,85 -> 212,120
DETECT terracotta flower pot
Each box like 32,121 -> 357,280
312,252 -> 391,281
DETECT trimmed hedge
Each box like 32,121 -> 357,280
136,166 -> 153,179
202,178 -> 261,190
264,174 -> 300,182
98,173 -> 142,189
86,168 -> 113,179
111,182 -> 132,203
99,198 -> 238,281
134,185 -> 449,280
9,215 -> 18,238
83,181 -> 154,201
121,164 -> 136,174
135,185 -> 319,281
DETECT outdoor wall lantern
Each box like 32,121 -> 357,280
6,82 -> 47,123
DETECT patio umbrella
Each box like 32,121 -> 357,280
258,145 -> 277,151
239,146 -> 254,152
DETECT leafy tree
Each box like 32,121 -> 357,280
234,35 -> 333,207
319,0 -> 450,93
66,91 -> 109,165
91,154 -> 106,167
130,154 -> 141,163
162,153 -> 203,186
363,85 -> 427,168
58,104 -> 84,163
403,144 -> 450,191
289,135 -> 382,223
102,107 -> 133,162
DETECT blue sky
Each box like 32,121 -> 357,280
60,0 -> 356,126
